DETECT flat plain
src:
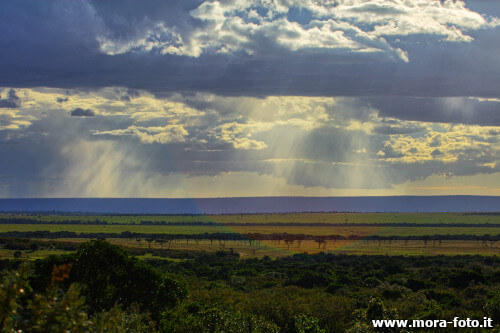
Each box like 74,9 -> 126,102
2,212 -> 499,224
0,212 -> 498,258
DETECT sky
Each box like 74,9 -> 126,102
0,0 -> 499,198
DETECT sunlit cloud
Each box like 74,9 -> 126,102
0,87 -> 497,197
97,0 -> 498,64
0,1 -> 499,198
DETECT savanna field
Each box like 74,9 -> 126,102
1,212 -> 499,258
1,212 -> 499,331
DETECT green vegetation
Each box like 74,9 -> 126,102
1,240 -> 499,332
1,213 -> 497,258
0,223 -> 498,237
0,213 -> 499,330
30,240 -> 186,314
2,212 -> 499,225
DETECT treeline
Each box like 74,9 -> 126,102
1,231 -> 499,243
0,218 -> 212,225
138,221 -> 500,227
0,238 -> 78,252
1,218 -> 500,228
0,218 -> 111,225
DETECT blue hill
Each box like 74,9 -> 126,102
0,196 -> 498,214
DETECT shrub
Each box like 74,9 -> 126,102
0,264 -> 156,332
484,293 -> 500,324
291,271 -> 331,288
325,282 -> 343,294
380,284 -> 408,300
293,315 -> 325,333
425,289 -> 463,308
448,270 -> 485,289
32,239 -> 187,315
161,305 -> 280,333
406,277 -> 429,291
363,277 -> 382,288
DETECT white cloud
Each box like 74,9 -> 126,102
381,124 -> 500,164
336,0 -> 490,42
96,0 -> 498,63
0,110 -> 35,131
93,124 -> 189,144
209,122 -> 270,149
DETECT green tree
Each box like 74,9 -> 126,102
33,239 -> 186,315
0,263 -> 156,332
293,315 -> 326,333
485,292 -> 500,325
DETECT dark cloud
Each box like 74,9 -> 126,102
0,89 -> 20,108
70,108 -> 95,117
372,124 -> 426,135
0,1 -> 498,197
119,89 -> 140,102
431,149 -> 443,157
126,89 -> 140,98
380,159 -> 499,185
0,1 -> 499,127
0,101 -> 497,196
364,97 -> 500,125
429,136 -> 440,147
275,161 -> 390,189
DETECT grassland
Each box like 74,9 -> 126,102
1,223 -> 499,237
0,212 -> 498,259
2,237 -> 498,260
111,238 -> 500,256
1,212 -> 499,225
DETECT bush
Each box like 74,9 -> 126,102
448,270 -> 485,289
0,264 -> 156,332
363,277 -> 382,288
484,293 -> 500,324
325,282 -> 343,294
161,305 -> 280,333
291,271 -> 331,288
425,289 -> 463,308
380,284 -> 408,300
406,277 -> 429,291
366,298 -> 385,322
32,239 -> 187,315
293,315 -> 325,333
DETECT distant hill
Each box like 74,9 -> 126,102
0,196 -> 498,214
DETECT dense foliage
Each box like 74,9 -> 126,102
148,251 -> 500,331
1,240 -> 499,332
30,239 -> 187,315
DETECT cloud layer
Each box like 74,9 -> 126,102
1,1 -> 500,98
97,0 -> 495,63
0,88 -> 497,197
0,1 -> 498,197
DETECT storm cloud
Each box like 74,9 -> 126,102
1,1 -> 500,102
0,89 -> 21,108
0,88 -> 497,197
0,1 -> 498,197
71,108 -> 95,117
